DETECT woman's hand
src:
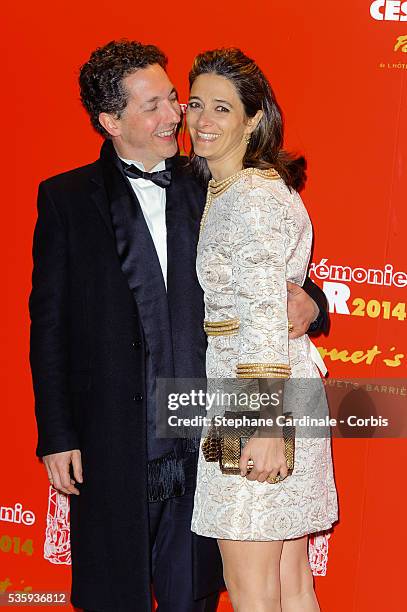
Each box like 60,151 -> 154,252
239,435 -> 288,483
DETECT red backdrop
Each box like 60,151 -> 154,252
1,1 -> 406,610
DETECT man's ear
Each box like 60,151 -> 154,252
98,112 -> 121,138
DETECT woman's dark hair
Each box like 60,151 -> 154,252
188,48 -> 306,191
79,39 -> 167,138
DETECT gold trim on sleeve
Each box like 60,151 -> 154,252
204,318 -> 240,336
236,362 -> 291,379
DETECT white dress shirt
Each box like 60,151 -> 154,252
120,157 -> 168,288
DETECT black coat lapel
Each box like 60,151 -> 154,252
165,159 -> 207,379
100,140 -> 174,379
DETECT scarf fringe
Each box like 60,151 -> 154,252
147,451 -> 186,502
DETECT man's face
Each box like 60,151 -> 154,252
103,64 -> 181,170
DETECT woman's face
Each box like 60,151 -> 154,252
187,73 -> 250,168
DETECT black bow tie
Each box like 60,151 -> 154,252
122,162 -> 172,188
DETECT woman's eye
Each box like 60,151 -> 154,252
216,106 -> 229,112
187,101 -> 201,109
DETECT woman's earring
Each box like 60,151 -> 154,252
245,134 -> 251,145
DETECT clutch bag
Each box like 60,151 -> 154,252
202,411 -> 295,478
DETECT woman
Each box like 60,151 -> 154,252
186,48 -> 338,612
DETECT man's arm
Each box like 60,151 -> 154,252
286,277 -> 329,338
29,182 -> 82,494
302,276 -> 329,335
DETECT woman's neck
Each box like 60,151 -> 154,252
208,157 -> 244,182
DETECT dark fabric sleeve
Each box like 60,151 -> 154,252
29,182 -> 79,457
301,276 -> 330,335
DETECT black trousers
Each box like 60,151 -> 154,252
148,453 -> 219,612
85,454 -> 220,612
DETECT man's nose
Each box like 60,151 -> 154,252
163,100 -> 181,123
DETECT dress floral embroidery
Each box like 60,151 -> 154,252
191,169 -> 338,541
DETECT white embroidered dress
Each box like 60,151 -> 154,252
191,168 -> 338,541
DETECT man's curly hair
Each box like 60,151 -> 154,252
79,39 -> 167,138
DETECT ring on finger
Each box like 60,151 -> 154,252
288,321 -> 294,333
266,474 -> 281,484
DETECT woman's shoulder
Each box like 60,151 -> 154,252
233,167 -> 295,210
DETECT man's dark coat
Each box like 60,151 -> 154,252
29,141 -> 224,611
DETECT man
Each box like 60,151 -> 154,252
29,40 -> 328,612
